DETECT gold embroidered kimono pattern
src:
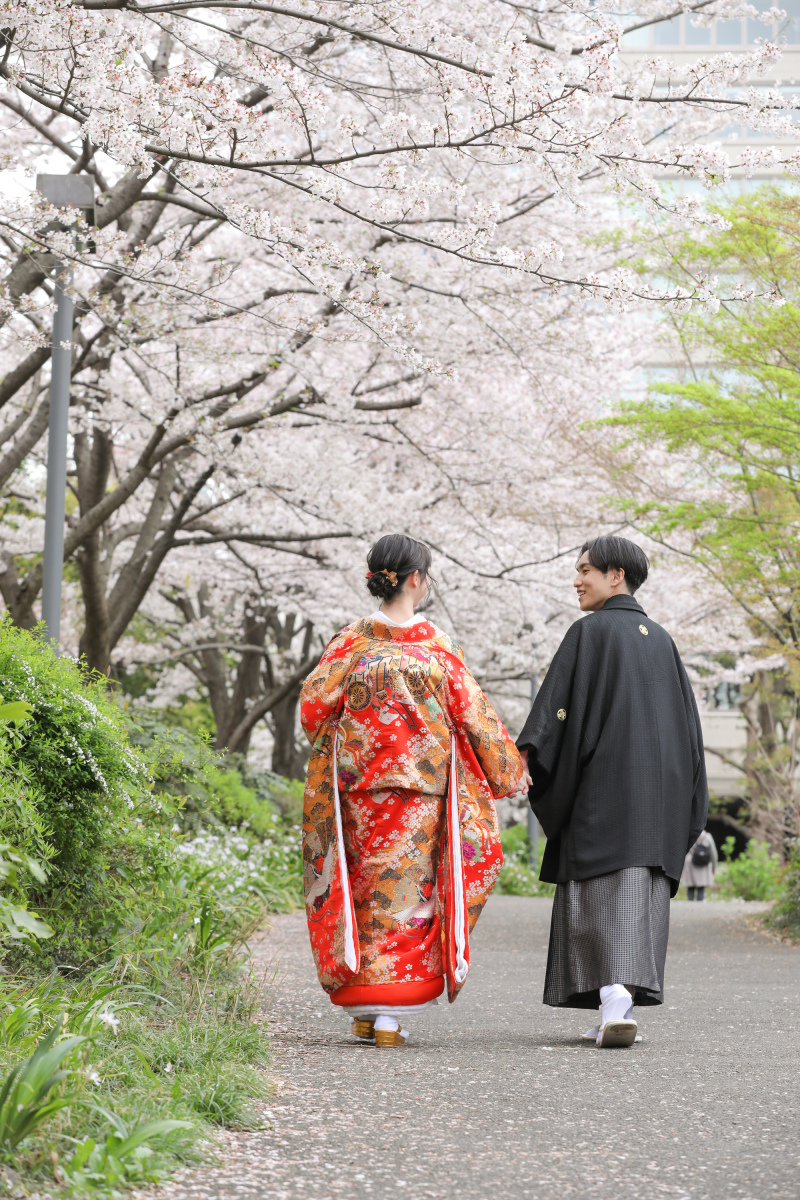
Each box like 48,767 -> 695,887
300,617 -> 521,1007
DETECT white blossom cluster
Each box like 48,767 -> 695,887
175,826 -> 302,901
2,0 -> 798,317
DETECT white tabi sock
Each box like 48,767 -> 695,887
374,1015 -> 409,1039
599,984 -> 634,1027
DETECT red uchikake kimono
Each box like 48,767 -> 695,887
300,616 -> 522,1010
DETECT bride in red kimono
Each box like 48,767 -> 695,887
300,534 -> 522,1047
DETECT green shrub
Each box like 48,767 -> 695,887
234,762 -> 304,828
0,619 -> 149,883
126,715 -> 283,837
768,841 -> 800,938
125,713 -> 221,831
0,842 -> 51,945
716,836 -> 784,902
495,823 -> 556,897
205,767 -> 276,838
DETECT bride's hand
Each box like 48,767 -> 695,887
514,769 -> 532,798
514,749 -> 532,797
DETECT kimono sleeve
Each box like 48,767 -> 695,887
299,631 -> 356,745
516,620 -> 583,799
446,662 -> 522,799
675,649 -> 709,852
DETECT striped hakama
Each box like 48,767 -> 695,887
543,866 -> 671,1010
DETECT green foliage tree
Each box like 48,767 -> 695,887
604,185 -> 800,855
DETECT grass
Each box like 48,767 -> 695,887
0,797 -> 302,1197
495,824 -> 556,897
0,937 -> 276,1195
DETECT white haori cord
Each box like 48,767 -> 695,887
332,727 -> 358,972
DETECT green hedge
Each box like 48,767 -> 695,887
0,619 -> 148,884
0,622 -> 303,966
769,843 -> 800,938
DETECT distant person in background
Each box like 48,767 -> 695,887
516,536 -> 709,1048
682,830 -> 718,900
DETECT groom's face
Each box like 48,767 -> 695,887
574,552 -> 626,611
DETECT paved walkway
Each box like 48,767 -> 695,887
155,897 -> 800,1200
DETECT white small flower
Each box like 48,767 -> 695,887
194,916 -> 201,925
86,1067 -> 101,1084
98,1008 -> 120,1034
164,1062 -> 173,1073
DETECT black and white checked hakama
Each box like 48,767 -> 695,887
543,866 -> 671,1010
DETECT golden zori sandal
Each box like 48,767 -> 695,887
375,1028 -> 407,1047
351,1018 -> 375,1040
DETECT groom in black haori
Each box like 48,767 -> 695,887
517,536 -> 709,1048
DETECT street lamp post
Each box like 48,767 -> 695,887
36,174 -> 95,650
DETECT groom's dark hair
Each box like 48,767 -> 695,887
579,536 -> 649,594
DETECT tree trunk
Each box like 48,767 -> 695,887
215,597 -> 272,752
270,687 -> 305,778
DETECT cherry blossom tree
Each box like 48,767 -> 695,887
0,0 -> 797,764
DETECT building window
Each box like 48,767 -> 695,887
622,10 -> 800,48
713,682 -> 742,711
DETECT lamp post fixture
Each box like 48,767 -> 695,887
36,174 -> 95,650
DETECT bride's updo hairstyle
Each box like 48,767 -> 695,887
366,534 -> 433,603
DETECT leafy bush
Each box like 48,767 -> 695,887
495,823 -> 556,897
0,842 -> 51,945
0,700 -> 55,876
716,836 -> 784,902
768,841 -> 800,939
205,767 -> 278,839
235,762 -> 304,828
125,712 -> 224,831
0,619 -> 148,883
0,625 -> 298,1196
126,714 -> 287,837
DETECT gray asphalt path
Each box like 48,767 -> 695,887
155,898 -> 800,1200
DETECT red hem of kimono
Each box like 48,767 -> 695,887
329,978 -> 445,1007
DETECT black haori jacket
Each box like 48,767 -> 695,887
516,594 -> 708,895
